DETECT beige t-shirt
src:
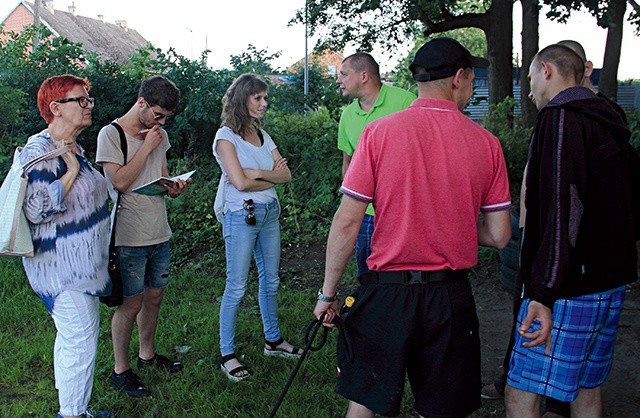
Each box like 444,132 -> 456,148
96,122 -> 171,247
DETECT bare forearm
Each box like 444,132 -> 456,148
108,148 -> 153,192
323,232 -> 356,296
253,168 -> 291,184
323,207 -> 362,295
232,177 -> 276,192
60,169 -> 79,197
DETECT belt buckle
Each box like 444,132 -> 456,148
403,271 -> 424,285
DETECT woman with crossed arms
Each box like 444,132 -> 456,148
212,73 -> 302,382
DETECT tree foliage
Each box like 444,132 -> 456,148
229,44 -> 282,74
295,0 -> 513,105
542,0 -> 640,98
0,25 -> 347,261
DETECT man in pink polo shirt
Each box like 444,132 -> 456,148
314,38 -> 512,417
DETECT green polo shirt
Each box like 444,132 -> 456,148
338,84 -> 416,215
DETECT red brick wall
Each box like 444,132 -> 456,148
1,4 -> 36,41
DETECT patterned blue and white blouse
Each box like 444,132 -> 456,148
20,130 -> 111,312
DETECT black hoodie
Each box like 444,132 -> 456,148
520,86 -> 638,309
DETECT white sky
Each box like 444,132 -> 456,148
1,0 -> 639,79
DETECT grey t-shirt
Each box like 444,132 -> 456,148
96,122 -> 171,247
212,126 -> 278,214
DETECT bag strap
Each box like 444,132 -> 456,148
110,122 -> 128,163
20,145 -> 72,173
109,121 -> 128,248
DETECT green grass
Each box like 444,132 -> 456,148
0,255 -> 353,417
0,251 -> 503,417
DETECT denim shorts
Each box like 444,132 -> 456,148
116,241 -> 171,297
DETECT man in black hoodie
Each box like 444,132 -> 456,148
505,44 -> 638,417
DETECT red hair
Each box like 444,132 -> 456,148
37,74 -> 91,124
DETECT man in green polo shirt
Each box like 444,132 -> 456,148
337,52 -> 416,279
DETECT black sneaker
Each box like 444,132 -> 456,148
137,353 -> 183,373
110,369 -> 149,398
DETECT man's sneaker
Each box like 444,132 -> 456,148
481,382 -> 504,400
137,353 -> 183,373
110,369 -> 149,398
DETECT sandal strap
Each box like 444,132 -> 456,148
215,353 -> 237,365
264,337 -> 285,350
265,338 -> 302,355
226,365 -> 248,377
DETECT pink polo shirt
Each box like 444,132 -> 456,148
341,98 -> 511,271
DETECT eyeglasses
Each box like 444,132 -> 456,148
54,96 -> 95,108
145,100 -> 171,121
243,199 -> 256,225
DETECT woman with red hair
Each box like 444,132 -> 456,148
21,74 -> 112,418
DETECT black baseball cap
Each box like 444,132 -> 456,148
409,37 -> 490,82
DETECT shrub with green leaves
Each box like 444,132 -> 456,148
265,108 -> 341,244
481,97 -> 531,205
626,108 -> 640,150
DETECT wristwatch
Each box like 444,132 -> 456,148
317,288 -> 338,303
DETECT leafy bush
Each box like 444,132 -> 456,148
481,97 -> 531,205
265,108 -> 342,244
626,108 -> 640,150
270,64 -> 347,120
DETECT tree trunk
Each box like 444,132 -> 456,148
486,0 -> 514,105
599,0 -> 626,100
520,0 -> 540,128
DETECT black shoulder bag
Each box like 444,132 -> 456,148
100,122 -> 128,307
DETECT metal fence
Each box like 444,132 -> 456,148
466,84 -> 639,121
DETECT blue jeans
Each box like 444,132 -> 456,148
220,199 -> 282,355
355,214 -> 374,279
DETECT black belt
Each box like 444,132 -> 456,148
359,269 -> 469,285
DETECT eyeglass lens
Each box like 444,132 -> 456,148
145,101 -> 170,120
55,96 -> 94,108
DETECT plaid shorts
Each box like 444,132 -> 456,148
507,286 -> 626,402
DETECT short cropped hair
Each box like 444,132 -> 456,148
37,74 -> 91,124
221,73 -> 269,137
556,40 -> 587,62
343,52 -> 381,82
534,44 -> 585,85
138,76 -> 180,111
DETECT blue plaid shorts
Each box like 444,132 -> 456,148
507,286 -> 626,402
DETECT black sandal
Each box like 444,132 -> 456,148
263,337 -> 302,359
215,353 -> 249,382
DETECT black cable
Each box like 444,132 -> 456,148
267,315 -> 352,418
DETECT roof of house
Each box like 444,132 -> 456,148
287,49 -> 344,75
2,1 -> 150,64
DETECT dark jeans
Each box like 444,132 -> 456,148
354,214 -> 374,278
